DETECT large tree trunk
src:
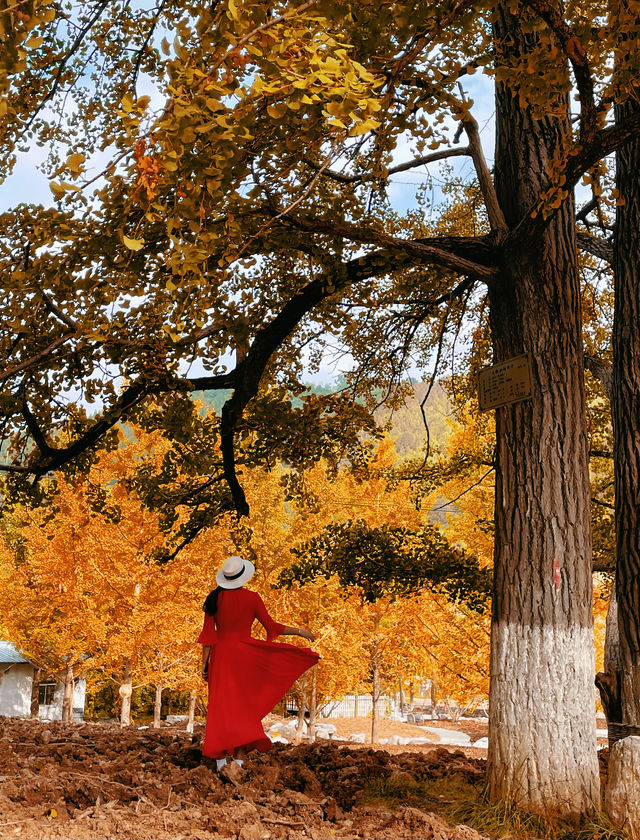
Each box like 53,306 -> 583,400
605,88 -> 640,836
486,4 -> 600,816
61,663 -> 74,723
612,93 -> 640,728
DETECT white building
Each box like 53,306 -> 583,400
0,641 -> 86,720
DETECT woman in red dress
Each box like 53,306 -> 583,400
198,555 -> 319,768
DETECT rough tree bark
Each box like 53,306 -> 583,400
486,4 -> 600,816
61,663 -> 74,723
604,86 -> 640,835
612,91 -> 640,729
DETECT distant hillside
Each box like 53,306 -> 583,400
195,380 -> 452,456
376,382 -> 452,456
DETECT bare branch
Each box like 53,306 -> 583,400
303,146 -> 471,185
22,1 -> 111,136
0,331 -> 77,383
459,110 -> 508,237
40,290 -> 80,332
592,496 -> 615,510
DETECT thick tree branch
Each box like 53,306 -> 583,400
0,368 -> 235,477
584,353 -> 612,399
21,394 -> 54,458
460,112 -> 508,237
577,230 -> 613,264
521,0 -> 598,143
511,111 -> 640,245
217,240 -> 484,515
576,196 -> 598,223
282,214 -> 498,281
565,111 -> 640,190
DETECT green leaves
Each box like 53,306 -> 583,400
280,519 -> 492,609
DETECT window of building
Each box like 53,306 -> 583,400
38,682 -> 56,706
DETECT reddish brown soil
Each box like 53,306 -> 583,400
0,717 -> 488,839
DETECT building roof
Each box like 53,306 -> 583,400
0,641 -> 30,664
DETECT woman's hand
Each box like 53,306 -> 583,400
298,628 -> 315,642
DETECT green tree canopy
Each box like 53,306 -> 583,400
279,518 -> 492,609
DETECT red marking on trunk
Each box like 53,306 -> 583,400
553,560 -> 561,589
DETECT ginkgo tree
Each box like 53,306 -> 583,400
5,0 -> 640,816
1,426 -> 216,725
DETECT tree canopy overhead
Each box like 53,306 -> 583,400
0,0 -> 636,512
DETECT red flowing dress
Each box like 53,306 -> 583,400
198,587 -> 319,758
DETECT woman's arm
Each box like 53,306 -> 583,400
253,592 -> 315,642
279,625 -> 316,642
201,645 -> 211,680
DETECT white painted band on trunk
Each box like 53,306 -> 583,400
488,621 -> 600,815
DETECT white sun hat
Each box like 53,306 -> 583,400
216,555 -> 256,589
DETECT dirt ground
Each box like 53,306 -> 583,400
0,716 -> 490,839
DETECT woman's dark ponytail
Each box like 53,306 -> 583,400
203,586 -> 223,616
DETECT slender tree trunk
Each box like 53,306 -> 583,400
295,677 -> 307,743
486,4 -> 599,816
409,681 -> 414,707
153,684 -> 163,729
119,659 -> 133,727
30,666 -> 42,719
308,666 -> 318,742
370,614 -> 380,744
370,657 -> 380,744
353,691 -> 358,718
62,663 -> 74,723
186,690 -> 197,733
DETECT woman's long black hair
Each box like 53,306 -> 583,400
203,586 -> 223,616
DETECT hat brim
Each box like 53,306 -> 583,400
216,559 -> 256,589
